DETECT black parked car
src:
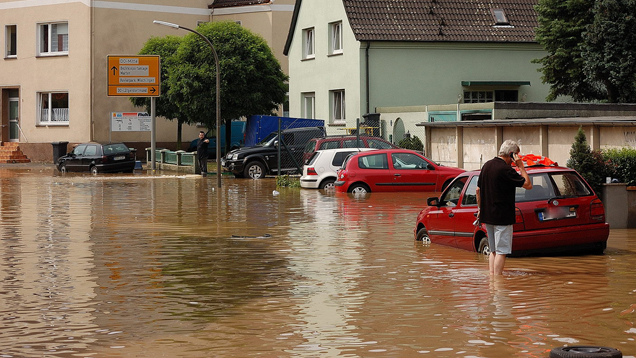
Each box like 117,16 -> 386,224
222,126 -> 325,179
57,142 -> 135,174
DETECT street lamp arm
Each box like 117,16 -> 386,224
152,20 -> 180,29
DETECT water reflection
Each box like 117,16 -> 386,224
0,168 -> 634,357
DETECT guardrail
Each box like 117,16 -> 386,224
145,148 -> 199,174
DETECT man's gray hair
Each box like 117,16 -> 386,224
499,140 -> 520,156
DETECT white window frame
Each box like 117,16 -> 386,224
37,22 -> 68,56
329,21 -> 343,55
301,92 -> 315,119
331,89 -> 345,124
5,25 -> 17,58
303,27 -> 315,59
37,92 -> 69,125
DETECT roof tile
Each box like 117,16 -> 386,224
343,0 -> 538,42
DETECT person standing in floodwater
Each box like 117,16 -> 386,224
196,131 -> 210,177
476,140 -> 532,275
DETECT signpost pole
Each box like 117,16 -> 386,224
151,97 -> 156,171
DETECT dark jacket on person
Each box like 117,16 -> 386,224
477,157 -> 526,225
197,137 -> 209,157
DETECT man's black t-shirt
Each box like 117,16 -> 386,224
477,157 -> 525,225
197,137 -> 209,157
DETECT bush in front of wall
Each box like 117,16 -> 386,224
398,135 -> 424,151
567,127 -> 612,195
603,147 -> 636,186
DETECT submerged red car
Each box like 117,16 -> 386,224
414,165 -> 610,256
334,149 -> 464,194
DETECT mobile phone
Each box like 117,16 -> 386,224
510,152 -> 516,160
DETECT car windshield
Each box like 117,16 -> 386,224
103,143 -> 130,155
257,132 -> 278,146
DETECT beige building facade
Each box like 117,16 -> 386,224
0,0 -> 293,162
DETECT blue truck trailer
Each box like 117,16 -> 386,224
244,115 -> 325,146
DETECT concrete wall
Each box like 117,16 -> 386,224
419,123 -> 636,171
367,42 -> 551,109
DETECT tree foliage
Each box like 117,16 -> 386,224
534,0 -> 636,102
168,21 -> 288,128
131,21 -> 288,148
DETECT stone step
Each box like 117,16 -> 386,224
0,142 -> 30,163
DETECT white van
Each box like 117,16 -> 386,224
300,148 -> 377,190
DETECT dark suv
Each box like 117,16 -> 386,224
303,135 -> 397,163
223,126 -> 325,179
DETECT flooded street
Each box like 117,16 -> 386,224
0,165 -> 635,358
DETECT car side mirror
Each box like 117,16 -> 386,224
273,140 -> 279,147
427,197 -> 439,207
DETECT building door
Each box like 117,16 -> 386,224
8,89 -> 19,142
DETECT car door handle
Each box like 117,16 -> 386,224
448,213 -> 455,218
474,212 -> 478,217
394,174 -> 401,177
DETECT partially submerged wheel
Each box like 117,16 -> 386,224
478,237 -> 491,256
244,161 -> 265,179
549,346 -> 622,358
319,178 -> 335,190
349,183 -> 370,194
416,227 -> 431,244
59,163 -> 67,173
90,166 -> 99,175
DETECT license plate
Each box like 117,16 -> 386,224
114,155 -> 125,161
538,206 -> 577,221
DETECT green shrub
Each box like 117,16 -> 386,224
567,127 -> 612,195
398,135 -> 424,151
603,147 -> 636,186
276,174 -> 300,188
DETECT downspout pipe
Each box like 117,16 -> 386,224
365,41 -> 370,115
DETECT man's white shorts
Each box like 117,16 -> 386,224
485,224 -> 513,255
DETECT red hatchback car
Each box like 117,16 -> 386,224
334,149 -> 465,193
414,165 -> 610,256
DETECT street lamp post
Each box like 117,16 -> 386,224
153,20 -> 222,188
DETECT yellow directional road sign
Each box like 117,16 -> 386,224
107,55 -> 160,97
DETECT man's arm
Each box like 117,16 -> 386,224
515,157 -> 533,190
476,186 -> 480,217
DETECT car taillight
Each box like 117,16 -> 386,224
590,199 -> 605,221
307,167 -> 318,176
515,207 -> 524,224
101,155 -> 109,163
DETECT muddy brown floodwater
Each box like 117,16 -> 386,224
0,166 -> 635,358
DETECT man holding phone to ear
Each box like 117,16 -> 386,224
476,140 -> 532,275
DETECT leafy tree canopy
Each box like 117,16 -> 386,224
167,21 -> 288,128
534,0 -> 636,103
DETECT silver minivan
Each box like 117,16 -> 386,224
300,148 -> 376,190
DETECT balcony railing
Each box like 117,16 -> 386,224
40,108 -> 69,123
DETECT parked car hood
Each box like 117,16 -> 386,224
228,145 -> 275,156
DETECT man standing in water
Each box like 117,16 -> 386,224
476,140 -> 532,275
196,131 -> 210,177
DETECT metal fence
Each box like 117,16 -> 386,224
274,117 -> 386,175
